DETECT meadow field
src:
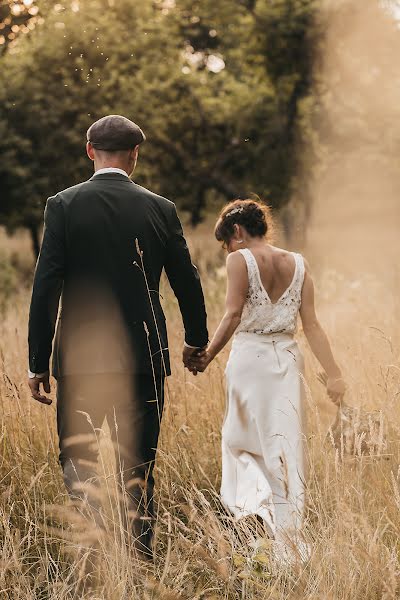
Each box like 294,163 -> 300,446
0,142 -> 400,600
2,0 -> 400,597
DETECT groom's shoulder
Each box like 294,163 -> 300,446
131,182 -> 175,211
52,179 -> 176,214
51,179 -> 91,203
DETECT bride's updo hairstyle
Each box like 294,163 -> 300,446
214,198 -> 273,246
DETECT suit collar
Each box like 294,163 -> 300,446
90,172 -> 133,183
95,167 -> 129,177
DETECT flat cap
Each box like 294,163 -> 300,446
87,114 -> 146,150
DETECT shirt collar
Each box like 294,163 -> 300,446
93,167 -> 130,178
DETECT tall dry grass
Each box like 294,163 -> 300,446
0,201 -> 399,599
1,1 -> 400,597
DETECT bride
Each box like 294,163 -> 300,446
189,198 -> 346,556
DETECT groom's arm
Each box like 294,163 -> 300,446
164,202 -> 208,348
28,195 -> 65,383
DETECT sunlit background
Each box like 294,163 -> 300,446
1,1 -> 400,598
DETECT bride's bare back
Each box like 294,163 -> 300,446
249,244 -> 297,305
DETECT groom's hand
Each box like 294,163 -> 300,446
183,345 -> 207,376
28,373 -> 52,405
189,351 -> 212,373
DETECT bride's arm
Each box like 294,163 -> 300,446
196,252 -> 248,368
299,260 -> 346,404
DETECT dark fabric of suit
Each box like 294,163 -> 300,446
56,372 -> 164,554
28,172 -> 208,377
28,172 -> 208,554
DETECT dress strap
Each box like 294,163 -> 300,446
238,248 -> 261,291
292,253 -> 306,295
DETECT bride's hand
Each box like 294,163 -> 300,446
188,350 -> 213,374
326,376 -> 346,405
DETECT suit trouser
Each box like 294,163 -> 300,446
56,372 -> 165,553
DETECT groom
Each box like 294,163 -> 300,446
27,114 -> 208,556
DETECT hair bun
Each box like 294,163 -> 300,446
215,198 -> 272,245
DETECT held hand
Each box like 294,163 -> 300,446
28,373 -> 52,405
188,350 -> 213,373
182,345 -> 207,376
326,376 -> 346,406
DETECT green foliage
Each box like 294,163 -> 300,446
0,0 -> 41,55
0,0 -> 319,248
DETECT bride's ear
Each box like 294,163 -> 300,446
233,223 -> 240,238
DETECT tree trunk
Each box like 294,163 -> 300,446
28,223 -> 40,259
190,188 -> 206,227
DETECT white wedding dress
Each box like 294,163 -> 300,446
221,248 -> 306,540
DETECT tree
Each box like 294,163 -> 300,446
169,0 -> 319,225
0,0 -> 180,252
0,0 -> 319,254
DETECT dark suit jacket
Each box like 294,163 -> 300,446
28,172 -> 208,378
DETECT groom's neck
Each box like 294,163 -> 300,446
93,149 -> 135,175
94,164 -> 129,174
94,159 -> 129,172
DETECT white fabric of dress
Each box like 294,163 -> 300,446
221,248 -> 306,538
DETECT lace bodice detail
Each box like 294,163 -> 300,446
236,248 -> 305,336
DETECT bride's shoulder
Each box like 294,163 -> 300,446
226,250 -> 247,265
270,246 -> 310,271
225,251 -> 249,275
269,245 -> 294,263
268,244 -> 292,255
